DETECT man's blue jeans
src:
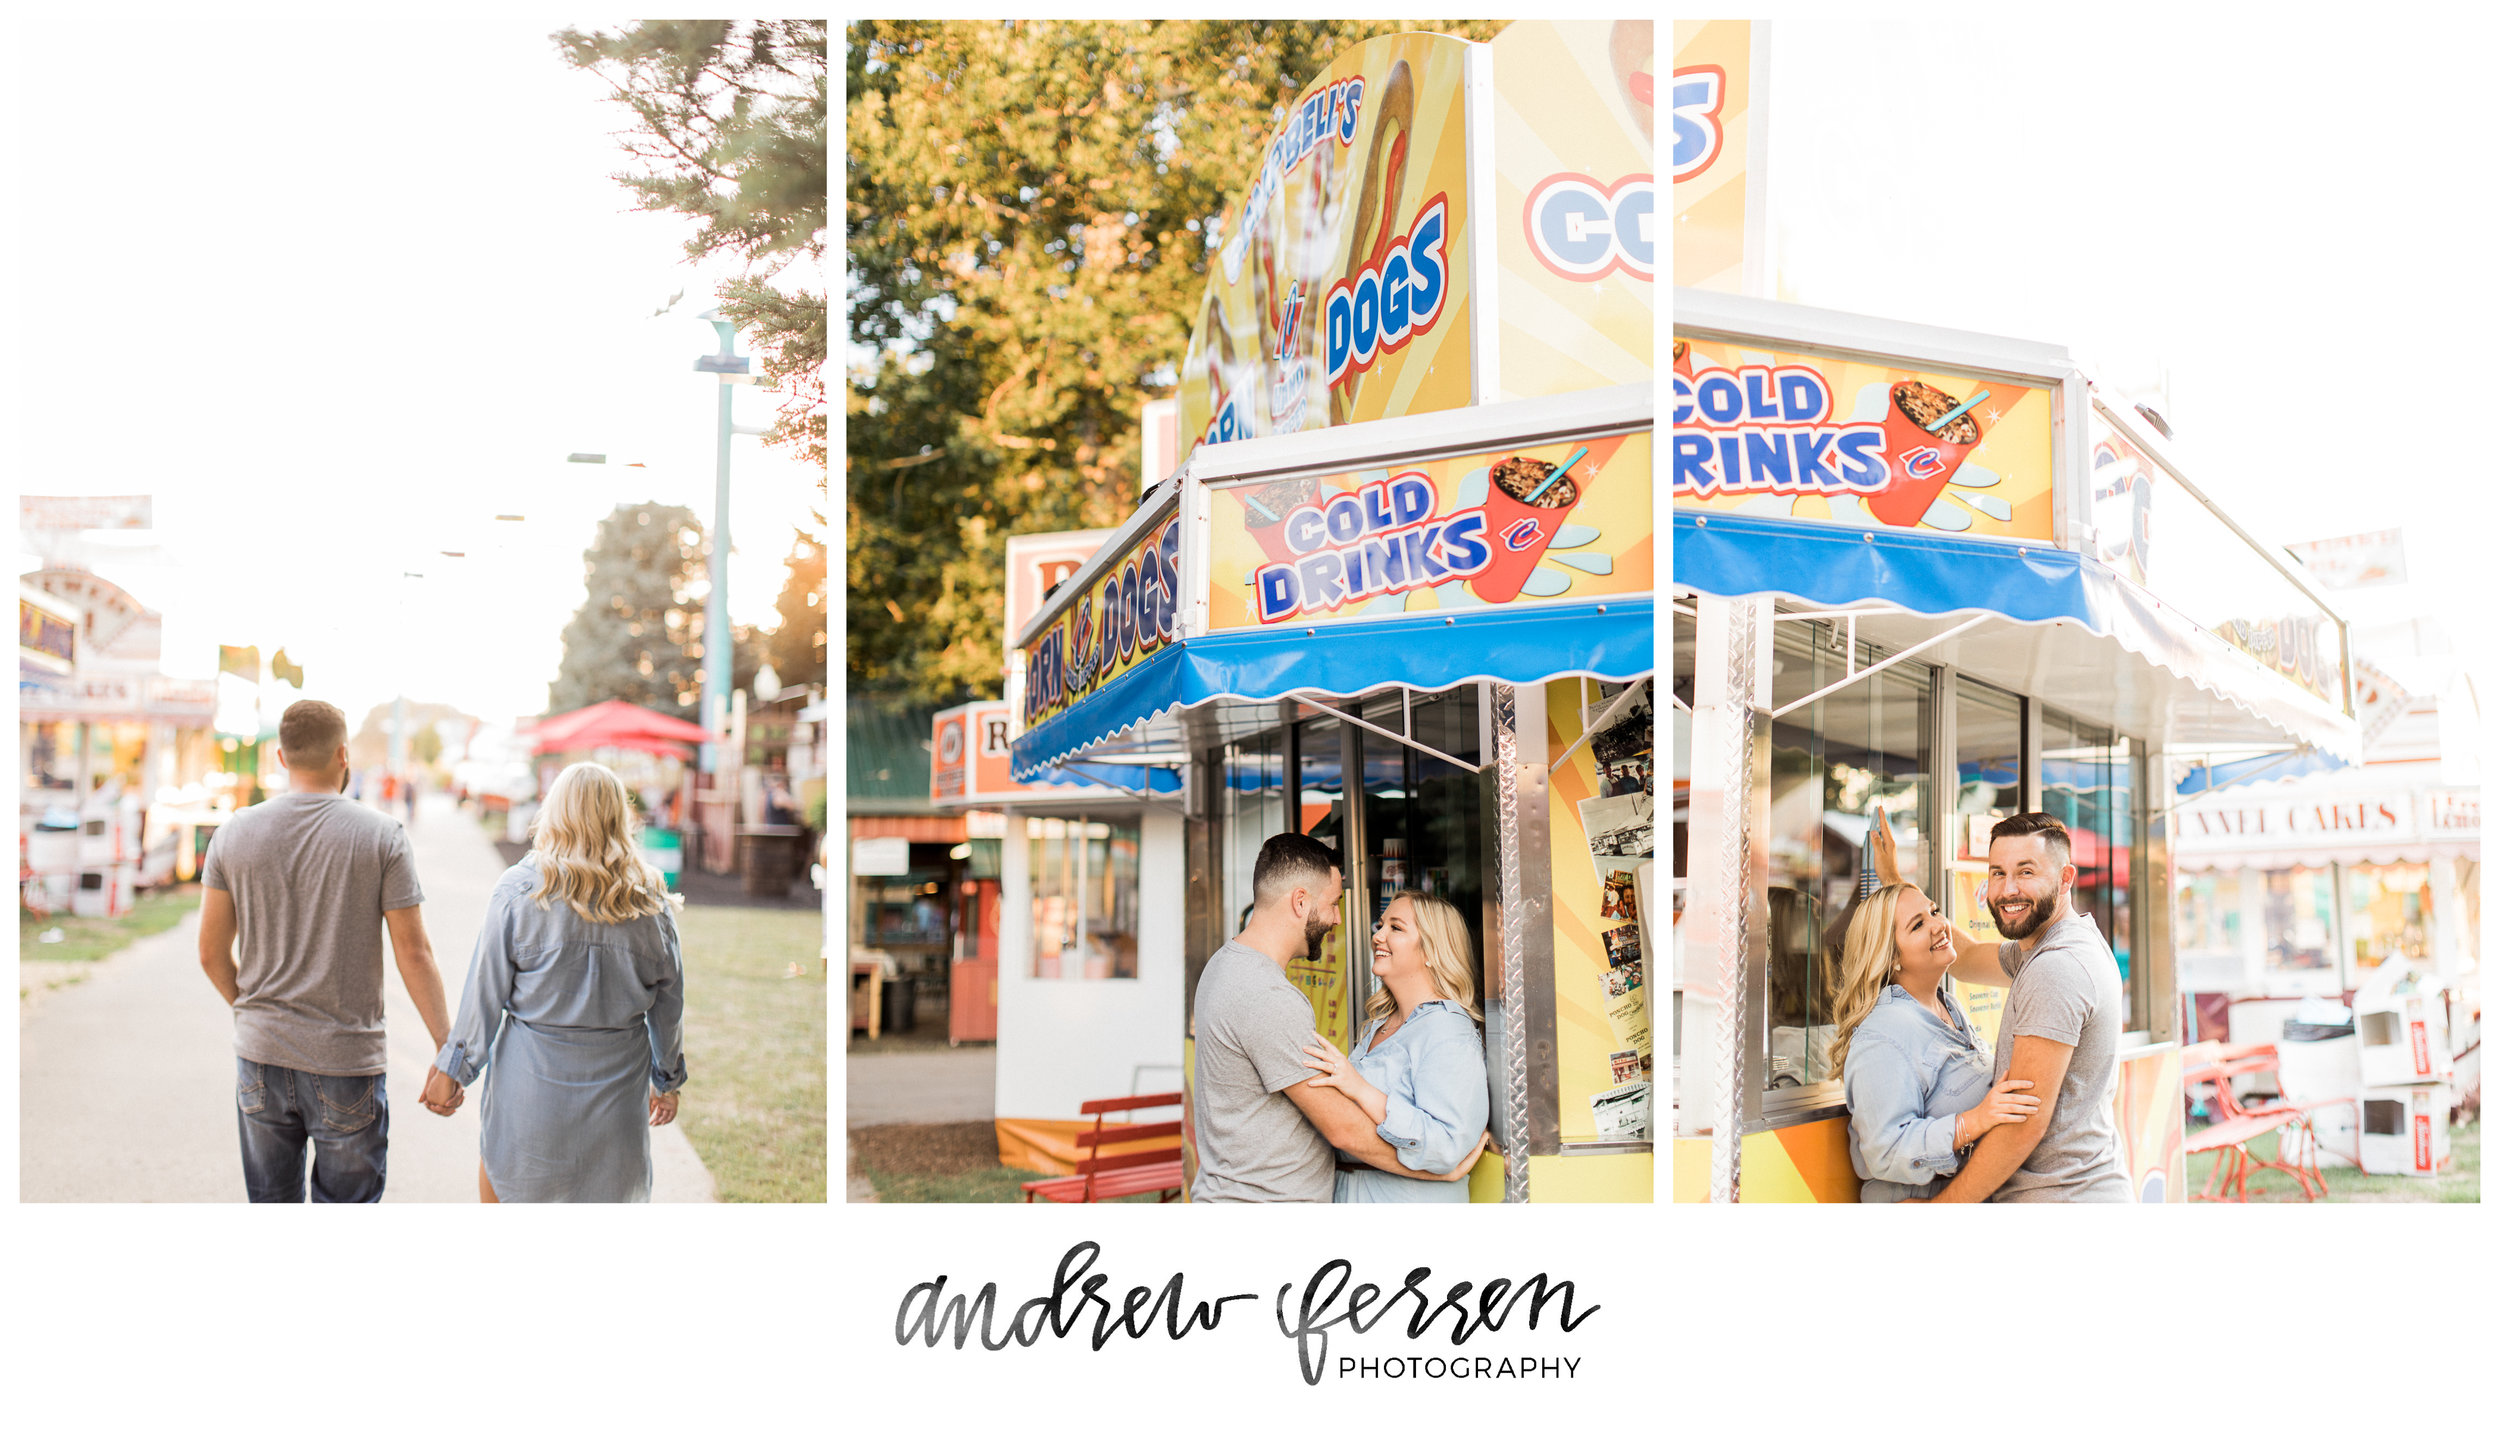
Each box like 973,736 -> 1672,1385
235,1056 -> 388,1203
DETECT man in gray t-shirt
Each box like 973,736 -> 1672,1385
1192,936 -> 1339,1202
198,700 -> 456,1202
1931,811 -> 2130,1203
1191,832 -> 1478,1202
1984,906 -> 2128,1201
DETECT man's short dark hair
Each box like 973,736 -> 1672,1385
1252,831 -> 1338,909
1988,811 -> 2071,867
278,700 -> 348,768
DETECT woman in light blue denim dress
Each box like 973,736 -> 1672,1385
421,763 -> 687,1202
1829,815 -> 2037,1203
1297,891 -> 1492,1203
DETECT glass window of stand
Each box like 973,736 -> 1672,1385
1354,689 -> 1490,1002
1762,621 -> 1933,1102
2038,712 -> 2148,1030
1026,815 -> 1141,978
2345,861 -> 2433,973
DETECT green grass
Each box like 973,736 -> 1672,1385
2188,1117 -> 2479,1203
673,904 -> 828,1202
864,1164 -> 1049,1203
19,885 -> 200,962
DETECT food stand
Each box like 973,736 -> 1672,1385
1668,290 -> 2364,1202
1006,21 -> 1659,1202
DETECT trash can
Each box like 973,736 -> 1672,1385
736,826 -> 800,897
879,975 -> 917,1034
639,827 -> 683,891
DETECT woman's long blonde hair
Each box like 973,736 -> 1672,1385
1362,890 -> 1483,1025
528,762 -> 678,923
1826,882 -> 1915,1078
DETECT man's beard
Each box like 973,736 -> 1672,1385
1301,909 -> 1331,960
1989,884 -> 2062,942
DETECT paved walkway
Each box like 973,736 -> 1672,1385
19,792 -> 713,1202
846,1045 -> 996,1127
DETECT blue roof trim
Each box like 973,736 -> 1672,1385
1012,598 -> 1656,779
1024,760 -> 1186,795
2174,748 -> 2350,796
1671,510 -> 2093,626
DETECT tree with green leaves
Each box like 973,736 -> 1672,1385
548,502 -> 757,714
767,523 -> 829,690
559,19 -> 828,471
846,19 -> 1506,704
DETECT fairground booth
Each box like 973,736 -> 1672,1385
1669,292 -> 2365,1202
995,21 -> 1659,1202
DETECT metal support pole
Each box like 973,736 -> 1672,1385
1681,594 -> 1770,1203
69,721 -> 91,912
702,320 -> 737,775
1492,683 -> 1532,1205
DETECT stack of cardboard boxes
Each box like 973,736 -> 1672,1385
2350,959 -> 2455,1177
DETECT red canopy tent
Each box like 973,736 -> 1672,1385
530,700 -> 714,755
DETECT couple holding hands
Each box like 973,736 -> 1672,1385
201,700 -> 687,1203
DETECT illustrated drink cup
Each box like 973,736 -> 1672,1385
1865,381 -> 1983,528
1237,477 -> 1322,565
1471,453 -> 1590,604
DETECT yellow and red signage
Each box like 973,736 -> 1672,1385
1178,32 -> 1474,456
1673,336 -> 2055,541
1491,21 -> 1653,398
1207,432 -> 1652,629
1671,20 -> 1759,293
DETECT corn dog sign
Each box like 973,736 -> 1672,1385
1019,515 -> 1183,732
1671,335 -> 2056,541
1178,32 -> 1474,456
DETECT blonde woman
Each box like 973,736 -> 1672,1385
419,762 -> 687,1202
1829,810 -> 2035,1202
1297,891 -> 1494,1203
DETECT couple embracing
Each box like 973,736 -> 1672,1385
1191,832 -> 1497,1203
198,699 -> 688,1203
1835,809 -> 2130,1203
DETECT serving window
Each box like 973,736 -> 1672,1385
2344,861 -> 2432,974
1761,621 -> 1933,1101
2039,713 -> 2149,1032
1027,815 -> 1141,979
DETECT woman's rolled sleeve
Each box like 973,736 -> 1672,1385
1843,1033 -> 1961,1186
1374,1020 -> 1489,1175
645,909 -> 688,1093
434,893 -> 519,1087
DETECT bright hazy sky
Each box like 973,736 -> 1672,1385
13,17 -> 822,727
1755,12 -> 2498,696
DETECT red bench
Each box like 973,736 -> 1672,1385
1020,1092 -> 1185,1204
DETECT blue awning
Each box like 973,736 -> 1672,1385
1011,598 -> 1655,780
1673,510 -> 2090,624
1672,510 -> 2360,761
